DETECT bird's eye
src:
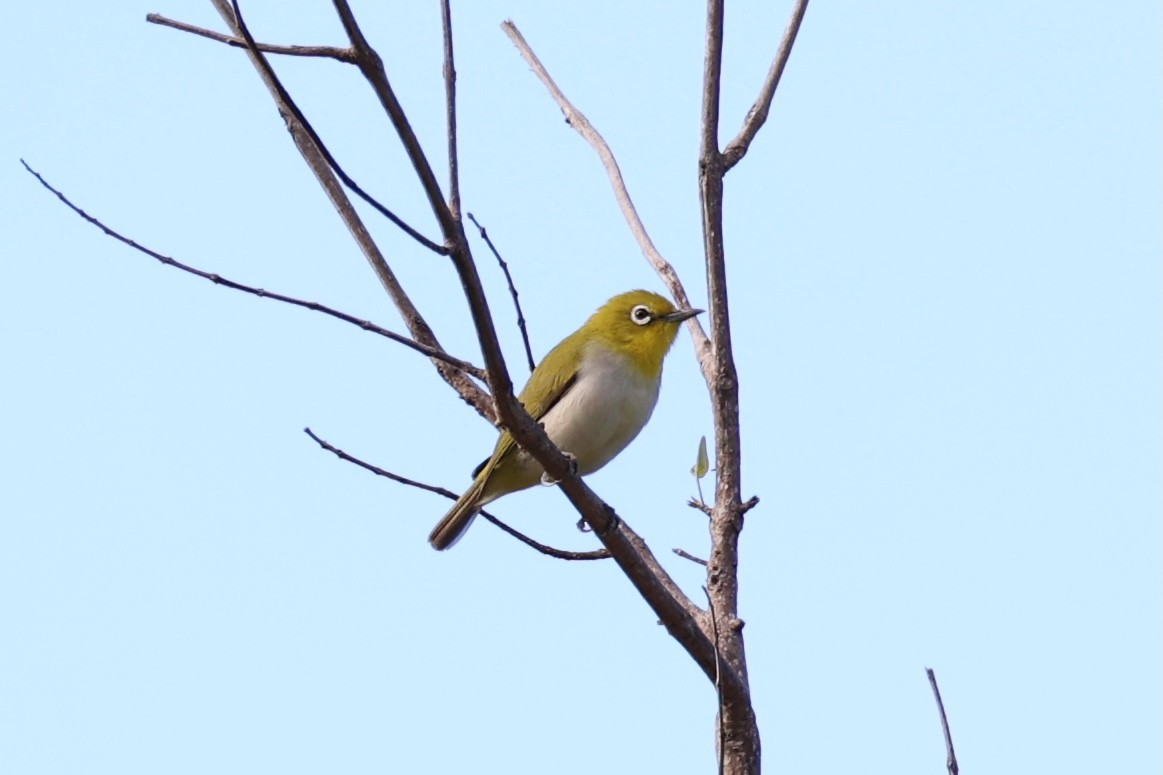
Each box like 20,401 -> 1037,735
630,305 -> 652,325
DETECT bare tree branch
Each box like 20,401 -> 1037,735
467,212 -> 536,373
722,0 -> 810,171
217,1 -> 446,254
500,20 -> 713,381
20,161 -> 487,380
303,428 -> 609,561
926,668 -> 960,775
697,0 -> 808,770
205,0 -> 494,422
145,13 -> 356,62
440,0 -> 461,218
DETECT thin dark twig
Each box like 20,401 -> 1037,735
674,548 -> 708,567
20,161 -> 485,379
224,0 -> 446,254
303,428 -> 610,561
740,495 -> 759,514
926,668 -> 960,775
146,13 -> 356,62
721,0 -> 810,171
439,0 -> 461,218
703,586 -> 726,775
467,212 -> 536,373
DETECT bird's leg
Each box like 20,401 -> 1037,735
540,452 -> 579,486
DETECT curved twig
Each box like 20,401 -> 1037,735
303,427 -> 609,561
467,212 -> 536,373
19,161 -> 485,380
926,668 -> 960,775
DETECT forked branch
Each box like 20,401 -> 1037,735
722,0 -> 810,170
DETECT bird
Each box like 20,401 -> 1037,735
428,289 -> 702,550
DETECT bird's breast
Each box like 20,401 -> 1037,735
539,343 -> 661,475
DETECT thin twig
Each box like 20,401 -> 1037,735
703,586 -> 726,775
223,0 -> 446,254
303,428 -> 609,561
20,161 -> 485,380
501,20 -> 713,381
467,212 -> 536,373
674,548 -> 708,567
439,0 -> 461,218
926,668 -> 960,775
145,13 -> 356,62
722,0 -> 810,171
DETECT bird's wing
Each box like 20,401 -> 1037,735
470,334 -> 582,479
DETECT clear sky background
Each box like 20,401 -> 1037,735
2,1 -> 1159,773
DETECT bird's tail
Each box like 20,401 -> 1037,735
428,476 -> 488,550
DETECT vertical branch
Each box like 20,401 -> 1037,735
700,0 -> 725,154
700,1 -> 753,773
698,2 -> 809,769
440,0 -> 461,218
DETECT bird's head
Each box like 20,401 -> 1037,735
582,290 -> 702,378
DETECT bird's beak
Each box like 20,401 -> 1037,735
662,308 -> 703,323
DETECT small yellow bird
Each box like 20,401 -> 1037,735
428,290 -> 702,550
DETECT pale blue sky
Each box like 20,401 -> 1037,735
2,1 -> 1159,773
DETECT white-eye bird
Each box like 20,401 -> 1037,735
428,290 -> 702,550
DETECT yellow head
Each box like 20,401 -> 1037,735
581,290 -> 702,380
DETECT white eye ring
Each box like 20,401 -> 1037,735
630,304 -> 652,325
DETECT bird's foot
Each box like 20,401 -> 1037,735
540,453 -> 579,486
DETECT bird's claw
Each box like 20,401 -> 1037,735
540,453 -> 579,486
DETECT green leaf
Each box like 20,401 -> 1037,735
691,435 -> 710,479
